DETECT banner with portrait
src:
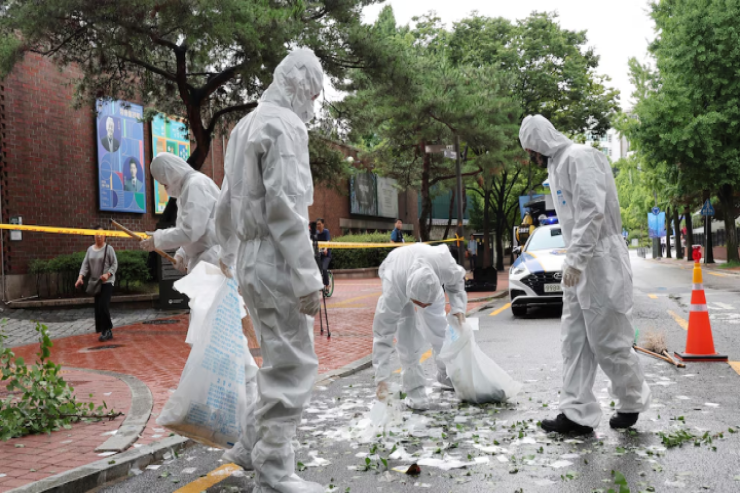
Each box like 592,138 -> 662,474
152,114 -> 191,214
96,100 -> 146,213
648,211 -> 667,238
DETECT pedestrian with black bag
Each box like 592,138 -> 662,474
76,226 -> 118,342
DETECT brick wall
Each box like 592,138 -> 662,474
0,53 -> 416,280
0,53 -> 227,275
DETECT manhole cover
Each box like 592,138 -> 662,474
86,344 -> 123,351
143,319 -> 179,325
250,348 -> 261,358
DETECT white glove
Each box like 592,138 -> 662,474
173,254 -> 187,273
563,266 -> 582,288
376,381 -> 390,402
219,258 -> 233,279
299,291 -> 322,316
140,236 -> 156,252
452,312 -> 466,325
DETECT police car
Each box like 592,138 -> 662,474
509,224 -> 566,317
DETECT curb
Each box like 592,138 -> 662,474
9,436 -> 192,493
7,293 -> 158,309
63,368 -> 154,453
647,258 -> 740,277
315,355 -> 373,387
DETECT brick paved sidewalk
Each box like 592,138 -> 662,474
0,370 -> 130,492
4,275 -> 506,491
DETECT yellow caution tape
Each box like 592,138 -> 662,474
0,223 -> 146,239
0,224 -> 461,249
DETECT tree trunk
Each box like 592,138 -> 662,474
673,205 -> 683,259
418,146 -> 432,242
482,187 -> 492,269
495,209 -> 505,271
718,183 -> 739,263
703,190 -> 714,264
685,205 -> 695,262
442,190 -> 455,240
666,206 -> 673,259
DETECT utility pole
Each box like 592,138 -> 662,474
454,134 -> 464,267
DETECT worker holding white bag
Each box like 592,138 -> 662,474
373,243 -> 467,410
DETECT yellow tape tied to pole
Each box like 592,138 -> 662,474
0,224 -> 460,249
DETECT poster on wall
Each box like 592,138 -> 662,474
350,171 -> 378,216
376,176 -> 399,219
152,114 -> 191,214
96,100 -> 146,213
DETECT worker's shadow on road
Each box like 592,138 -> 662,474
519,305 -> 563,319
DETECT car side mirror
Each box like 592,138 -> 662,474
513,246 -> 521,255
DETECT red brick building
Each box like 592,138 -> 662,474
0,54 -> 417,299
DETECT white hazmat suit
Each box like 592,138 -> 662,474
144,152 -> 220,272
519,115 -> 651,429
215,48 -> 325,493
373,243 -> 467,409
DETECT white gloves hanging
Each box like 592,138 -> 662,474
299,291 -> 322,316
563,266 -> 582,288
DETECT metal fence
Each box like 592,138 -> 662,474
691,227 -> 740,248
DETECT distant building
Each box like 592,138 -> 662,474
585,128 -> 631,160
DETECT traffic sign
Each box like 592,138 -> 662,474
652,206 -> 660,215
700,200 -> 715,216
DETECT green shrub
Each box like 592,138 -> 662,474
28,249 -> 151,297
329,232 -> 415,270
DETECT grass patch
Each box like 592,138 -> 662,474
718,260 -> 740,270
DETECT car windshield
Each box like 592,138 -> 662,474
526,228 -> 566,251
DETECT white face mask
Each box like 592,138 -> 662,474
298,100 -> 316,123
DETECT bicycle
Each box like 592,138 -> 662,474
323,270 -> 334,298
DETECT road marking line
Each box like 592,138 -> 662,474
174,464 -> 242,493
648,294 -> 658,299
394,349 -> 433,374
729,361 -> 740,377
490,303 -> 511,316
326,291 -> 382,309
667,310 -> 689,331
707,272 -> 727,277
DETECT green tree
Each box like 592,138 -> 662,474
339,10 -> 519,241
0,0 -> 385,175
622,0 -> 740,263
449,12 -> 620,269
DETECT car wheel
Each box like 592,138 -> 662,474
511,305 -> 527,317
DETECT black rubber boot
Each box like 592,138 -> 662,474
609,412 -> 639,429
541,413 -> 594,435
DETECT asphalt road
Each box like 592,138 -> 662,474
101,255 -> 740,493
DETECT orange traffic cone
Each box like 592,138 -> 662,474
674,246 -> 727,363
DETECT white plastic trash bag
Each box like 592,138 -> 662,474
174,262 -> 248,346
158,272 -> 258,448
438,315 -> 522,404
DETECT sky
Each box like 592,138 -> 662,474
359,0 -> 657,110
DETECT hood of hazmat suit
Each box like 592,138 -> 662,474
407,262 -> 444,305
214,49 -> 325,493
519,115 -> 650,428
150,152 -> 220,270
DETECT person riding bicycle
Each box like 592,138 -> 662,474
315,218 -> 331,290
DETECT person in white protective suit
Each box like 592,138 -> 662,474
519,115 -> 651,434
139,152 -> 220,273
214,48 -> 325,493
373,243 -> 467,411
